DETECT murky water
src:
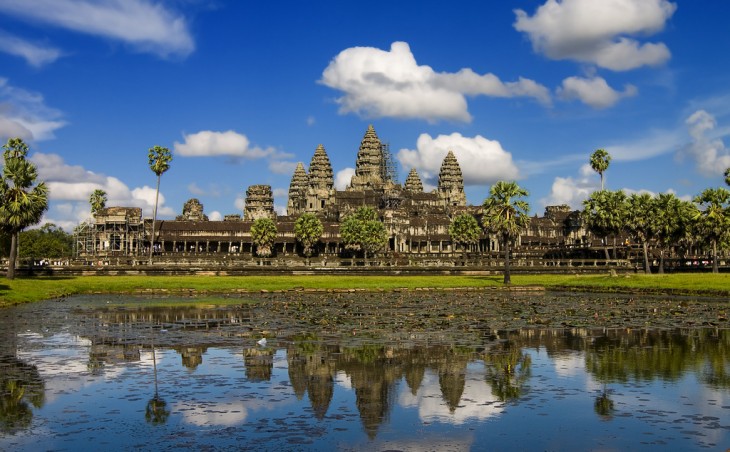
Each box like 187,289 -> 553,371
0,293 -> 728,451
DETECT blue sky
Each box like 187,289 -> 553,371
1,0 -> 729,230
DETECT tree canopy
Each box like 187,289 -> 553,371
147,145 -> 172,263
448,213 -> 481,257
89,189 -> 107,215
294,213 -> 323,257
339,207 -> 388,260
251,217 -> 278,257
18,223 -> 74,259
589,149 -> 611,191
482,181 -> 530,284
692,187 -> 730,273
0,138 -> 48,278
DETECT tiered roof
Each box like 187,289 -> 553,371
308,144 -> 334,190
437,150 -> 466,207
349,125 -> 383,190
404,168 -> 424,192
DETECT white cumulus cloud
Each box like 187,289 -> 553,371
174,130 -> 274,158
557,75 -> 637,108
335,168 -> 355,191
0,0 -> 194,59
540,164 -> 598,210
320,41 -> 550,123
30,152 -> 174,230
514,0 -> 676,71
397,133 -> 520,187
677,110 -> 730,177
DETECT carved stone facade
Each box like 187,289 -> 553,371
404,168 -> 423,192
177,198 -> 208,221
437,150 -> 467,208
348,125 -> 384,191
244,184 -> 275,221
287,162 -> 309,216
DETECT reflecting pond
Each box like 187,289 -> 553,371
1,292 -> 729,450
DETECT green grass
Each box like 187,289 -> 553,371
1,273 -> 728,306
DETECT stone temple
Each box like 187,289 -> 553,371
79,125 -> 586,262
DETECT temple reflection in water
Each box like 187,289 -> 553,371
61,304 -> 730,438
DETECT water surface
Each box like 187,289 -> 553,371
1,293 -> 728,450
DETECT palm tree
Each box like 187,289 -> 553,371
448,213 -> 481,259
0,138 -> 48,279
653,193 -> 697,274
725,167 -> 730,187
89,189 -> 107,215
590,149 -> 612,191
582,190 -> 627,260
692,187 -> 730,273
625,193 -> 655,274
481,181 -> 530,284
294,213 -> 323,258
250,217 -> 277,257
147,146 -> 172,263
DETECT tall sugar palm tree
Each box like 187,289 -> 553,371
582,190 -> 627,260
294,213 -> 323,258
147,146 -> 172,263
0,138 -> 48,279
481,181 -> 530,284
653,193 -> 697,274
692,187 -> 730,273
590,149 -> 612,191
89,189 -> 107,215
625,193 -> 655,274
250,217 -> 278,257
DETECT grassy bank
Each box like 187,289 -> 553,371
1,273 -> 728,307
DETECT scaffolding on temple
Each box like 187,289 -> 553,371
380,142 -> 398,184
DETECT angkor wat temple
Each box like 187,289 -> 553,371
77,125 -> 589,265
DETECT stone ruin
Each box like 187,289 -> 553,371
244,184 -> 275,221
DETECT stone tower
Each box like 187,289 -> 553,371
305,144 -> 335,213
404,168 -> 424,192
176,198 -> 208,221
437,150 -> 466,207
287,162 -> 309,216
349,125 -> 384,191
244,184 -> 276,220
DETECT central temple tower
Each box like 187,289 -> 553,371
348,125 -> 384,191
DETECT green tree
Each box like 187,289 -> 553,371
89,189 -> 107,215
481,181 -> 530,284
339,207 -> 388,261
250,217 -> 277,257
625,193 -> 655,274
725,167 -> 730,187
582,190 -> 627,260
294,213 -> 323,258
448,213 -> 481,258
147,145 -> 172,263
0,138 -> 49,279
692,187 -> 730,273
653,193 -> 697,274
19,223 -> 73,259
590,149 -> 612,191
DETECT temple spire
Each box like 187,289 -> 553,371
404,168 -> 423,192
437,150 -> 466,207
349,125 -> 384,191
